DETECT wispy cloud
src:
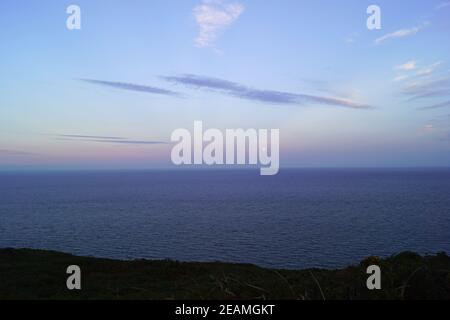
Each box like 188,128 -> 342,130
393,60 -> 450,105
393,75 -> 410,82
394,61 -> 445,82
420,100 -> 450,110
84,139 -> 167,145
428,114 -> 450,127
418,123 -> 437,134
416,61 -> 443,77
403,75 -> 450,101
0,149 -> 38,156
162,74 -> 373,109
436,2 -> 450,10
419,115 -> 450,142
375,24 -> 426,45
194,0 -> 244,48
58,134 -> 126,140
395,60 -> 417,71
80,79 -> 181,97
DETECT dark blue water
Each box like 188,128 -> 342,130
0,169 -> 449,269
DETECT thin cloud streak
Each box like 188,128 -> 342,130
417,61 -> 443,77
0,149 -> 38,156
80,79 -> 181,97
420,100 -> 450,110
402,76 -> 450,101
88,139 -> 168,145
407,88 -> 450,101
396,60 -> 417,71
398,66 -> 450,108
162,74 -> 373,109
58,134 -> 126,140
393,61 -> 444,82
56,135 -> 168,145
375,24 -> 425,45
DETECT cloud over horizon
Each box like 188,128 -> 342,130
0,149 -> 38,156
58,134 -> 126,140
162,74 -> 373,109
56,134 -> 168,145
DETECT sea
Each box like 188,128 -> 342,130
0,168 -> 449,269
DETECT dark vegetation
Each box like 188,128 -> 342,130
0,248 -> 449,300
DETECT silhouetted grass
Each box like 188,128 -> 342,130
0,249 -> 449,300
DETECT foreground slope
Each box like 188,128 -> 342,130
0,249 -> 449,300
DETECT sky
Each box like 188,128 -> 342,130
0,0 -> 450,170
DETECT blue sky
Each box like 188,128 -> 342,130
0,0 -> 450,170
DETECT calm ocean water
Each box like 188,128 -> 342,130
0,169 -> 449,269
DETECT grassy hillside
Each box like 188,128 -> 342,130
0,248 -> 449,300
